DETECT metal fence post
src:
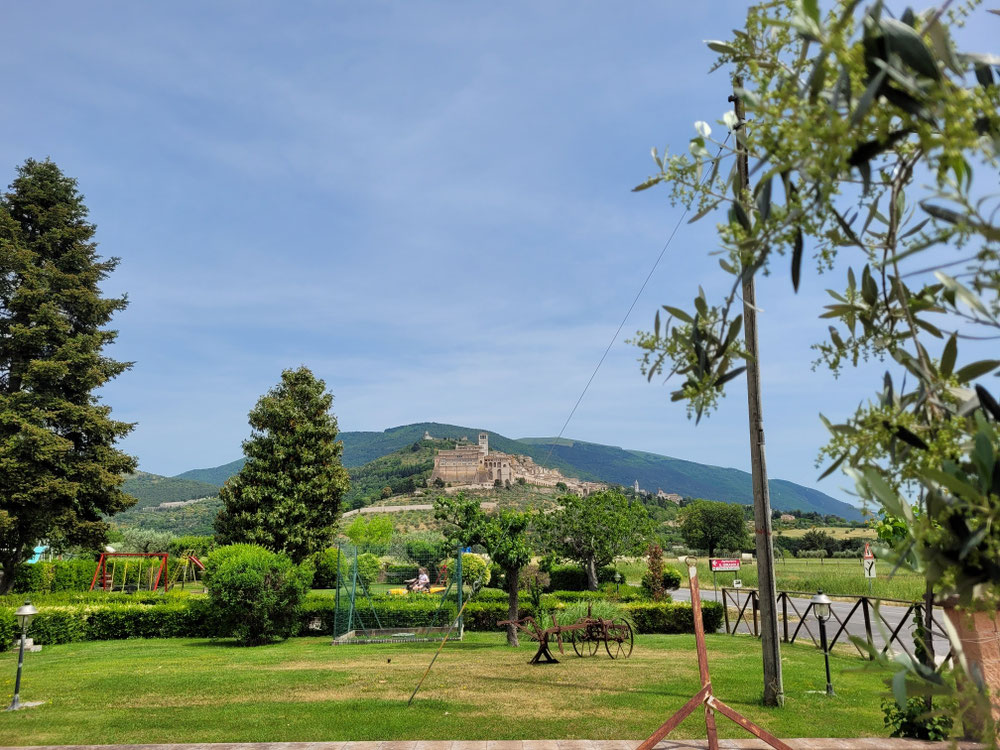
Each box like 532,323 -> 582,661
723,589 -> 731,634
334,543 -> 341,638
781,593 -> 788,643
456,546 -> 463,639
753,590 -> 759,637
861,597 -> 874,659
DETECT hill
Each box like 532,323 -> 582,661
121,471 -> 220,511
164,421 -> 862,521
172,458 -> 244,486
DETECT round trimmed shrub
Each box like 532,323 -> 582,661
204,544 -> 311,646
442,553 -> 491,587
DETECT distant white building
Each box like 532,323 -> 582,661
634,479 -> 640,493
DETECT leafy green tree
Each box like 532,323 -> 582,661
630,0 -> 1000,732
0,159 -> 137,593
800,529 -> 839,556
540,489 -> 653,590
434,493 -> 534,645
679,500 -> 749,557
344,514 -> 393,547
214,367 -> 350,563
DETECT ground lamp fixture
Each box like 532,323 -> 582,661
811,590 -> 834,696
6,600 -> 38,711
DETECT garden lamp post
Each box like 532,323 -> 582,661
6,600 -> 38,711
811,590 -> 834,696
614,571 -> 621,594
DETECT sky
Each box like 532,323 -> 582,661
1,2 -> 996,505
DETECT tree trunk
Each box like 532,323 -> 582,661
0,549 -> 24,594
506,566 -> 520,647
585,557 -> 599,591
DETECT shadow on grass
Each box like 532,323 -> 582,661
182,637 -> 506,650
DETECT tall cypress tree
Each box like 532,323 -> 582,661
215,367 -> 350,563
0,159 -> 136,592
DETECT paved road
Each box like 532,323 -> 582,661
670,586 -> 949,659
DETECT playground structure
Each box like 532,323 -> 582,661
89,552 -> 169,592
166,551 -> 205,590
500,604 -> 634,664
331,543 -> 465,645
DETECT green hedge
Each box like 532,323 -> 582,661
0,609 -> 16,651
546,565 -> 621,591
300,595 -> 457,635
12,559 -> 99,594
1,592 -> 723,648
14,599 -> 217,646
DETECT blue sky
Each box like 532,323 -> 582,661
2,3 -> 995,505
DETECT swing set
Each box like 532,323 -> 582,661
89,552 -> 169,592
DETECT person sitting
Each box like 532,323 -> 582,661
406,567 -> 431,593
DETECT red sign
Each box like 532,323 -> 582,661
863,542 -> 875,560
710,558 -> 741,572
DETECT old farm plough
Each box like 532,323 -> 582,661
499,604 -> 633,664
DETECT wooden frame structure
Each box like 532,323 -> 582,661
89,552 -> 169,592
637,557 -> 792,750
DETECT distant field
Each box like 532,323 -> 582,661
775,526 -> 875,539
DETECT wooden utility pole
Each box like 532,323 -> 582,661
731,75 -> 784,707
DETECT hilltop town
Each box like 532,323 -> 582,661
427,431 -> 605,496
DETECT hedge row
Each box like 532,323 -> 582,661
1,595 -> 723,650
12,559 -> 99,594
545,565 -> 621,591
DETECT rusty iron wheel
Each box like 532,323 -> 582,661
605,619 -> 633,659
571,629 -> 598,657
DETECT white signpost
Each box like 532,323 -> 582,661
710,558 -> 741,601
862,543 -> 876,593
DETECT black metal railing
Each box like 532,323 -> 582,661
721,587 -> 951,663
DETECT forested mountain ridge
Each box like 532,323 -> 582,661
159,422 -> 862,521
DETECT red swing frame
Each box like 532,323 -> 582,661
89,552 -> 170,592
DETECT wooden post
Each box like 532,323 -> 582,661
723,589 -> 731,635
732,74 -> 784,706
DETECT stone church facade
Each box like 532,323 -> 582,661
429,432 -> 602,495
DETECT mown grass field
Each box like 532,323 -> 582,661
775,527 -> 875,539
0,632 -> 891,744
616,557 -> 924,601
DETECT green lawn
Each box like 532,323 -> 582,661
0,633 -> 891,744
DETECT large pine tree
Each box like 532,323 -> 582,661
0,159 -> 136,592
214,367 -> 350,562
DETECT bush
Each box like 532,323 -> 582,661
383,562 -> 419,584
355,552 -> 381,589
0,609 -> 16,652
12,559 -> 99,594
204,544 -> 311,645
299,594 -> 457,635
641,567 -> 683,598
882,698 -> 952,740
312,547 -> 349,588
547,564 -> 621,591
624,601 -> 724,634
167,535 -> 215,558
442,553 -> 490,587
